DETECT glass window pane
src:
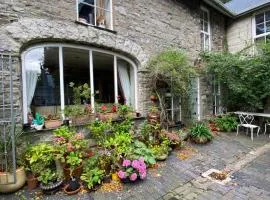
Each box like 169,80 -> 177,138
205,34 -> 209,50
78,3 -> 95,25
97,8 -> 111,29
200,32 -> 204,50
204,22 -> 209,33
200,20 -> 203,31
256,23 -> 265,35
266,11 -> 270,21
26,47 -> 61,119
93,52 -> 114,106
204,11 -> 208,21
266,21 -> 270,32
255,13 -> 264,24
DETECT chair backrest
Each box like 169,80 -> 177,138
239,114 -> 254,125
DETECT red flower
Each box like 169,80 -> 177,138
101,105 -> 107,112
111,105 -> 117,113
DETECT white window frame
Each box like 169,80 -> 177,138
76,0 -> 113,30
253,9 -> 270,43
200,7 -> 211,51
21,43 -> 137,124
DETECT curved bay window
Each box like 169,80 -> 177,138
22,44 -> 137,124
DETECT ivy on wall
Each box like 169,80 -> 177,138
201,43 -> 270,111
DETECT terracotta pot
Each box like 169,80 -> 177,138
27,174 -> 38,191
191,136 -> 211,144
40,179 -> 63,195
63,182 -> 82,195
98,113 -> 118,121
147,112 -> 160,124
0,167 -> 26,193
45,119 -> 62,129
72,115 -> 95,125
63,163 -> 83,180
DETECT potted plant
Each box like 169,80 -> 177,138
151,140 -> 170,161
80,167 -> 105,190
44,114 -> 62,129
96,104 -> 118,121
0,131 -> 26,193
190,122 -> 213,144
117,158 -> 147,183
31,112 -> 44,130
63,152 -> 83,180
147,106 -> 160,124
38,169 -> 63,194
117,104 -> 135,119
63,176 -> 82,195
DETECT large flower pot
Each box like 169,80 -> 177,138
40,180 -> 63,195
63,163 -> 83,180
0,167 -> 26,193
27,174 -> 38,191
45,119 -> 62,129
98,113 -> 118,121
72,115 -> 95,125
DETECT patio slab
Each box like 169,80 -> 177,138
0,132 -> 269,200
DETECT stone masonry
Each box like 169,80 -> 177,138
0,0 -> 226,124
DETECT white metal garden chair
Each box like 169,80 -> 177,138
236,114 -> 260,141
263,120 -> 270,138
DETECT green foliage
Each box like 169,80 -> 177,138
214,114 -> 238,132
88,120 -> 113,144
64,105 -> 85,117
140,121 -> 161,146
117,104 -> 133,118
151,140 -> 170,158
84,156 -> 99,171
146,48 -> 197,95
69,82 -> 91,105
66,152 -> 82,173
127,140 -> 156,165
113,118 -> 133,133
53,126 -> 75,140
190,123 -> 213,143
38,169 -> 58,185
80,168 -> 104,189
201,43 -> 270,111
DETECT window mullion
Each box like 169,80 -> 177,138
59,46 -> 65,119
89,50 -> 95,113
114,56 -> 118,104
94,0 -> 97,26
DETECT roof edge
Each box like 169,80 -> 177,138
203,0 -> 235,18
235,2 -> 270,17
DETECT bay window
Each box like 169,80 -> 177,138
22,44 -> 137,124
77,0 -> 113,30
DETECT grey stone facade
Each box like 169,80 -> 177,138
0,0 -> 226,124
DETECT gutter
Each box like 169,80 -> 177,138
235,2 -> 270,17
203,0 -> 235,18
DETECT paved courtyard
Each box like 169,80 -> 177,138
1,132 -> 270,200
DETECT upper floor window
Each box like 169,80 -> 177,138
77,0 -> 113,30
254,10 -> 270,43
200,8 -> 210,51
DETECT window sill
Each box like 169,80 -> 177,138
75,20 -> 117,34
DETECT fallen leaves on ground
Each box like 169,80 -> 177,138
98,181 -> 123,193
148,162 -> 166,178
177,146 -> 197,160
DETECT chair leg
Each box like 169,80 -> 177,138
257,127 -> 260,137
264,123 -> 267,135
251,128 -> 254,141
236,125 -> 239,136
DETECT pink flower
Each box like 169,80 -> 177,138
132,160 -> 139,169
122,159 -> 131,167
140,171 -> 147,180
130,173 -> 137,181
117,170 -> 126,179
75,132 -> 84,140
66,143 -> 75,152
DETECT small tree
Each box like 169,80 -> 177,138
146,49 -> 197,126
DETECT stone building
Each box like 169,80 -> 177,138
0,0 -> 268,129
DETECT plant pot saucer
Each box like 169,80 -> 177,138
63,182 -> 82,195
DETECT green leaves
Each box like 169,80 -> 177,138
80,168 -> 104,189
190,123 -> 213,141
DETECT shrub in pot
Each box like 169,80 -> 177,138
151,140 -> 170,161
80,167 -> 104,190
190,123 -> 213,144
38,169 -> 63,194
63,152 -> 83,180
63,177 -> 82,195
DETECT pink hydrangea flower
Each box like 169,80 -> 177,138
117,170 -> 126,179
140,171 -> 147,180
122,159 -> 131,167
130,173 -> 137,181
132,160 -> 139,169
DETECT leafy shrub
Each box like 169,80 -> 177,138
190,123 -> 213,144
80,168 -> 104,189
214,114 -> 238,132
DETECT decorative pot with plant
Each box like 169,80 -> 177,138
31,112 -> 44,130
38,169 -> 63,194
151,140 -> 170,161
190,122 -> 213,144
0,130 -> 26,193
96,104 -> 118,121
63,152 -> 83,180
161,130 -> 181,149
117,104 -> 134,119
147,106 -> 160,124
44,114 -> 62,129
117,158 -> 147,183
63,176 -> 82,195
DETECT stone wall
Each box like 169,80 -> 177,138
0,0 -> 226,124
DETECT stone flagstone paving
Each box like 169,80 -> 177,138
1,132 -> 269,200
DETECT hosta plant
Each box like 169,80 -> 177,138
190,123 -> 213,144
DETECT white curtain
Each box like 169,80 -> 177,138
26,70 -> 40,112
118,60 -> 131,105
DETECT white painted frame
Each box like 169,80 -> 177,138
252,10 -> 270,43
200,6 -> 211,51
76,0 -> 113,30
21,43 -> 138,124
